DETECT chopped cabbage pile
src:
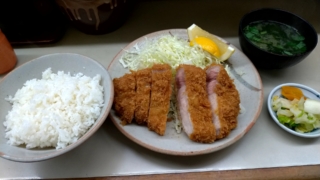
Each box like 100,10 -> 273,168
119,35 -> 220,71
272,96 -> 320,133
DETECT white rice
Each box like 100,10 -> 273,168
3,68 -> 104,149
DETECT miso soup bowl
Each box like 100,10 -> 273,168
239,8 -> 318,69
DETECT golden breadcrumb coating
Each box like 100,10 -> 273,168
135,68 -> 152,125
205,64 -> 230,140
147,64 -> 172,136
113,73 -> 136,125
214,64 -> 240,130
178,64 -> 216,143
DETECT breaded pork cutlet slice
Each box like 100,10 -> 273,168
135,68 -> 152,125
113,72 -> 136,125
176,64 -> 216,143
205,65 -> 230,139
147,64 -> 172,136
206,64 -> 240,137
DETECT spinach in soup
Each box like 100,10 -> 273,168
243,21 -> 306,56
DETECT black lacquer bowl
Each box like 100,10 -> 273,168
239,8 -> 318,69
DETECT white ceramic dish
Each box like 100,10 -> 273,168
0,53 -> 114,162
108,29 -> 263,156
268,83 -> 320,138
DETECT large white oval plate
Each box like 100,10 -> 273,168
108,29 -> 263,156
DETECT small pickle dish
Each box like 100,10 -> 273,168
268,83 -> 320,138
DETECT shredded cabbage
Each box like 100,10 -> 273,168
272,96 -> 320,133
119,35 -> 220,71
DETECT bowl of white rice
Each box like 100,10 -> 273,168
0,53 -> 113,162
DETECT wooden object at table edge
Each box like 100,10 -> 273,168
58,165 -> 320,180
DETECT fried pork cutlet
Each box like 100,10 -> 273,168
135,68 -> 152,125
176,64 -> 216,143
147,64 -> 172,136
113,73 -> 136,125
206,64 -> 240,135
206,65 -> 230,139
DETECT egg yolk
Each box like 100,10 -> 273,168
190,36 -> 221,57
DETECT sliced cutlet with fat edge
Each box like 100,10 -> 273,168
206,64 -> 240,137
176,64 -> 216,143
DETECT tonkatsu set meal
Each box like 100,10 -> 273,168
112,24 -> 241,143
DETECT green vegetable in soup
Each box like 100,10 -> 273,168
243,21 -> 307,56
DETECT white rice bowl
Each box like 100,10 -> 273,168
0,53 -> 113,162
4,68 -> 104,149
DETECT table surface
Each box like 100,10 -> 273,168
1,0 -> 320,179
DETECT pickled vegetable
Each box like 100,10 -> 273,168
281,86 -> 304,100
272,87 -> 320,133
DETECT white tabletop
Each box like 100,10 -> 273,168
1,0 -> 320,179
